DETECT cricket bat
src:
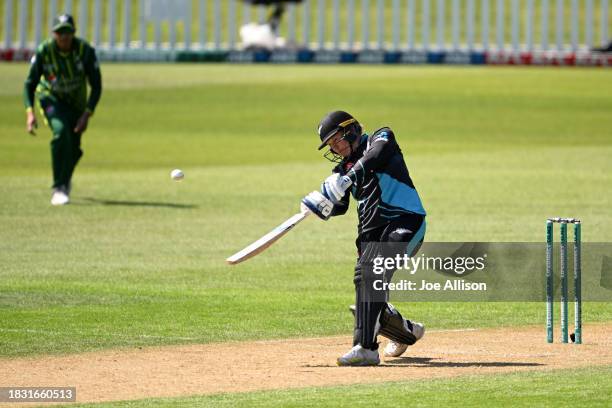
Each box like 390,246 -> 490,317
226,207 -> 311,265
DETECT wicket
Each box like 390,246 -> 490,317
546,218 -> 581,344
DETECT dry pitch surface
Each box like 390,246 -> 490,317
1,323 -> 611,405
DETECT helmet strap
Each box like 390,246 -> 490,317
340,127 -> 358,157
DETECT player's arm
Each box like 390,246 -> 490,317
329,190 -> 349,216
23,52 -> 44,135
327,165 -> 350,216
84,45 -> 102,114
303,166 -> 350,221
345,128 -> 395,187
322,129 -> 396,201
321,166 -> 351,212
75,45 -> 102,133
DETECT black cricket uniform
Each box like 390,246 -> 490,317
329,127 -> 427,349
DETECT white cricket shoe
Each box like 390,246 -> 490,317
337,345 -> 380,366
51,189 -> 70,206
383,341 -> 409,358
383,322 -> 425,358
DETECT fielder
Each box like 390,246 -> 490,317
24,14 -> 102,206
302,111 -> 427,366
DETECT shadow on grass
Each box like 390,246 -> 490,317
78,197 -> 198,209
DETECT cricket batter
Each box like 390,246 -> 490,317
302,111 -> 426,366
24,14 -> 102,206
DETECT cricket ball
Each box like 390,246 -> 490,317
170,169 -> 184,181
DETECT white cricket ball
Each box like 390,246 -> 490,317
170,169 -> 184,181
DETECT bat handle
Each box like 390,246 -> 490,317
300,202 -> 312,215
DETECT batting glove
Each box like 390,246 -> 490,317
301,191 -> 333,221
321,173 -> 352,205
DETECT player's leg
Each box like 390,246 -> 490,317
268,4 -> 285,32
379,303 -> 425,357
65,121 -> 84,194
349,303 -> 424,348
41,100 -> 72,204
379,216 -> 427,357
42,103 -> 66,189
339,217 -> 427,365
352,244 -> 387,350
338,237 -> 384,366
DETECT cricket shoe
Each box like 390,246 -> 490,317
51,188 -> 70,206
337,345 -> 380,367
383,322 -> 425,358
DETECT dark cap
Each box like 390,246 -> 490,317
317,110 -> 358,150
53,14 -> 76,33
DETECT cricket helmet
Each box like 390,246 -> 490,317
317,110 -> 361,150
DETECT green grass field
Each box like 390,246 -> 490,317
0,63 -> 611,406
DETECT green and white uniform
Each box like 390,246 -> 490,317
24,37 -> 102,189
